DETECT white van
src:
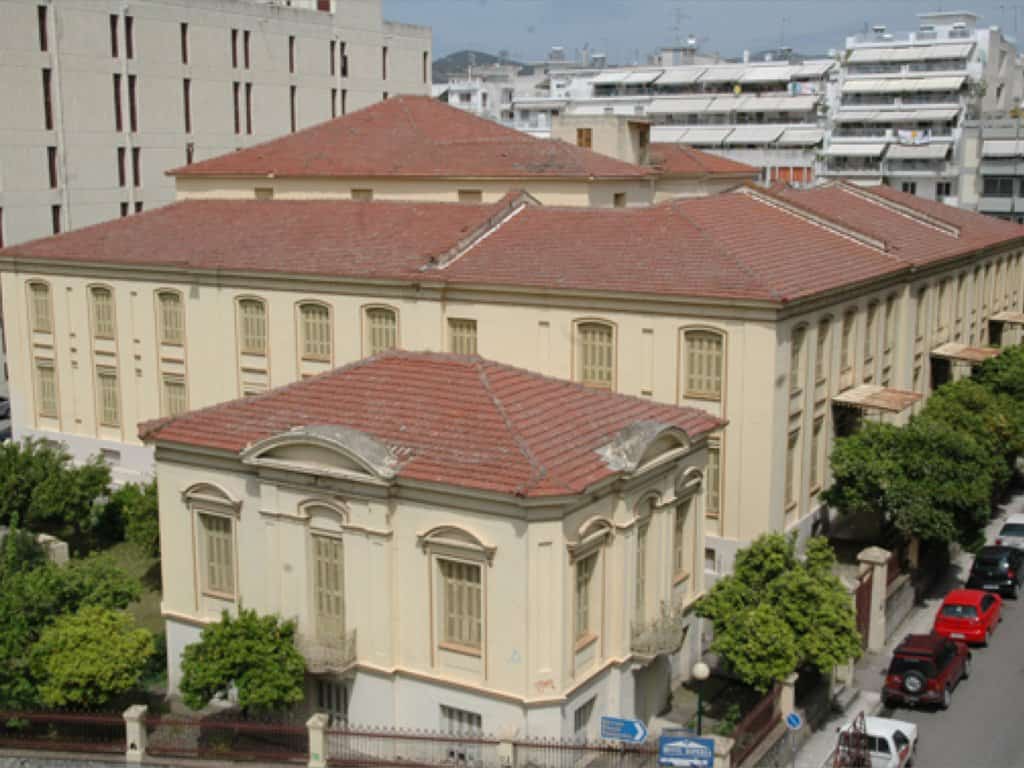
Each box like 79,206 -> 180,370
836,716 -> 918,768
996,512 -> 1024,550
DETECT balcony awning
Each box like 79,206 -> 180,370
847,42 -> 974,63
723,125 -> 786,144
707,96 -> 745,113
841,76 -> 965,94
886,143 -> 951,160
833,385 -> 923,413
697,65 -> 748,82
991,310 -> 1024,324
623,70 -> 663,85
834,108 -> 960,123
656,67 -> 707,85
823,143 -> 887,157
739,66 -> 793,83
735,95 -> 819,113
672,126 -> 734,145
778,127 -> 826,146
982,139 -> 1024,158
794,60 -> 835,77
593,71 -> 629,85
648,97 -> 711,114
931,342 -> 1001,363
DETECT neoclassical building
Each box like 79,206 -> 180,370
2,182 -> 1023,577
141,351 -> 721,737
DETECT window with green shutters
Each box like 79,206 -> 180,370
238,298 -> 267,355
35,359 -> 57,417
313,535 -> 345,639
439,559 -> 481,650
576,322 -> 614,389
448,318 -> 477,356
365,307 -> 397,356
158,291 -> 184,345
90,286 -> 115,339
199,512 -> 234,596
96,367 -> 120,427
574,553 -> 596,641
162,375 -> 187,418
300,303 -> 331,361
28,282 -> 52,333
684,330 -> 723,399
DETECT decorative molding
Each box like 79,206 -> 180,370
181,481 -> 242,514
418,524 -> 496,562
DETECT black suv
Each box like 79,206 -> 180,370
966,545 -> 1024,598
883,632 -> 970,709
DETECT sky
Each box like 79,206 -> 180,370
383,0 -> 1024,64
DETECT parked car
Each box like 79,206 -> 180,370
933,588 -> 1001,646
836,715 -> 918,768
995,512 -> 1024,550
966,545 -> 1024,598
0,396 -> 9,420
882,632 -> 970,709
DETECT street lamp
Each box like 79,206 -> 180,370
692,661 -> 710,736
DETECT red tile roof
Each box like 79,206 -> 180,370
5,185 -> 1023,305
170,96 -> 653,180
649,143 -> 759,178
140,352 -> 722,498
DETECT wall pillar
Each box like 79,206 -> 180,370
307,713 -> 329,768
123,704 -> 147,763
712,735 -> 734,768
858,546 -> 891,652
779,672 -> 799,716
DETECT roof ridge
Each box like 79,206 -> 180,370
834,181 -> 962,238
670,199 -> 784,302
472,359 -> 552,497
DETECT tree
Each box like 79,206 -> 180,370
0,438 -> 67,529
31,606 -> 154,709
110,481 -> 160,557
696,535 -> 860,691
179,608 -> 306,713
974,343 -> 1024,401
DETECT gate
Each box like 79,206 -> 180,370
855,569 -> 872,649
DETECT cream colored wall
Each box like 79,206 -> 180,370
174,175 -> 656,208
654,177 -> 749,202
4,245 -> 1022,568
155,440 -> 706,706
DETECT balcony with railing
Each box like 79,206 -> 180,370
298,628 -> 357,675
630,601 -> 688,657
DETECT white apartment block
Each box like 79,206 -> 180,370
823,12 -> 1023,204
0,0 -> 431,247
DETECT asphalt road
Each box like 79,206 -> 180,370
879,573 -> 1024,767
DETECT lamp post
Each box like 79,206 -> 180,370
692,661 -> 710,736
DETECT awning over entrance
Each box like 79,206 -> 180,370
990,310 -> 1024,325
832,384 -> 922,413
930,342 -> 1001,364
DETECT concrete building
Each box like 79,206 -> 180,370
0,0 -> 431,247
2,171 -> 1022,576
824,12 -> 1023,203
142,351 -> 720,736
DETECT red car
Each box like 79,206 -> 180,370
933,588 -> 1002,645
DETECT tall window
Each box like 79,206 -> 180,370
289,35 -> 296,74
785,430 -> 800,508
883,297 -> 896,354
684,330 -> 724,399
448,318 -> 477,356
199,512 -> 234,596
110,14 -> 119,57
915,289 -> 927,341
382,45 -> 388,79
789,326 -> 805,394
439,560 -> 481,650
810,417 -> 824,491
841,310 -> 855,371
243,30 -> 251,69
125,15 -> 134,59
290,85 -> 297,132
313,535 -> 345,637
576,321 -> 614,389
37,5 -> 48,51
42,68 -> 53,130
634,522 -> 648,625
96,367 -> 120,427
245,83 -> 253,134
238,298 -> 267,355
365,307 -> 397,356
231,29 -> 238,68
936,280 -> 948,336
705,442 -> 721,518
128,74 -> 138,132
28,282 -> 52,332
815,318 -> 831,384
162,375 -> 187,418
35,359 -> 57,418
673,499 -> 691,578
574,552 -> 596,641
132,147 -> 141,187
330,40 -> 336,75
90,286 -> 115,338
180,22 -> 189,64
233,82 -> 240,134
956,275 -> 966,339
300,303 -> 331,361
47,146 -> 58,188
113,73 -> 123,131
864,303 -> 877,362
183,78 -> 192,133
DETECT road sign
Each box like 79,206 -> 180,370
658,735 -> 714,768
600,716 -> 648,744
785,712 -> 803,731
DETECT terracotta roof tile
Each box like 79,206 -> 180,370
140,352 -> 722,498
649,143 -> 760,177
170,96 -> 652,180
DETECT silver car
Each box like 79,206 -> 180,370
996,513 -> 1024,550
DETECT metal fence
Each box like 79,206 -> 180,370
512,738 -> 657,768
0,710 -> 125,755
145,713 -> 308,763
729,684 -> 781,767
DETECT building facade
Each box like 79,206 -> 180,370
0,0 -> 431,247
143,352 -> 719,737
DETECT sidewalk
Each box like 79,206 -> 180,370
792,493 -> 1023,768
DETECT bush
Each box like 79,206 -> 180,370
180,608 -> 306,713
31,606 -> 155,709
111,481 -> 160,557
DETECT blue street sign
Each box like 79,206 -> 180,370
658,735 -> 715,768
600,716 -> 648,743
785,712 -> 803,731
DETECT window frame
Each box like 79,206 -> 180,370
789,325 -> 806,395
705,439 -> 722,519
298,301 -> 333,362
161,374 -> 187,419
156,289 -> 185,346
815,317 -> 832,385
574,550 -> 598,645
312,532 -> 346,640
27,280 -> 53,333
447,317 -> 478,356
196,509 -> 236,599
95,365 -> 121,428
34,357 -> 58,419
682,327 -> 725,401
89,284 -> 117,340
236,296 -> 268,356
437,557 -> 483,654
840,310 -> 856,372
574,319 -> 616,390
363,305 -> 399,357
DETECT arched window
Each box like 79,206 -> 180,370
815,318 -> 831,385
576,321 -> 615,389
157,290 -> 184,345
237,298 -> 267,355
27,281 -> 52,333
684,329 -> 724,400
299,302 -> 331,361
364,306 -> 397,356
789,326 -> 806,394
90,285 -> 115,339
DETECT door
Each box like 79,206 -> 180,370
314,535 -> 345,640
980,594 -> 999,632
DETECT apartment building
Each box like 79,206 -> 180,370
824,12 -> 1022,203
3,168 -> 1022,579
143,351 -> 720,736
0,0 -> 431,247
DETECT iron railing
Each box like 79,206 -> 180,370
0,710 -> 125,754
299,628 -> 358,675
